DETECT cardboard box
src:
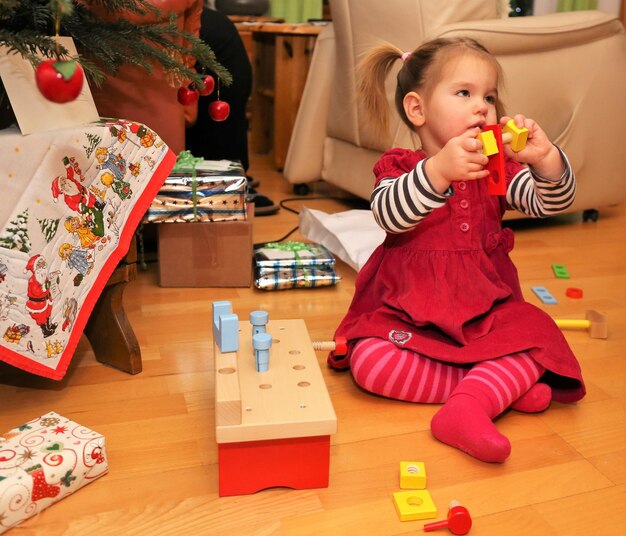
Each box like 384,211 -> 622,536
158,218 -> 253,287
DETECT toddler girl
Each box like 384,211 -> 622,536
329,37 -> 584,463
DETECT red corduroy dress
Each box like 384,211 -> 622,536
329,148 -> 585,403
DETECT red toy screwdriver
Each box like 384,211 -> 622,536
423,501 -> 472,535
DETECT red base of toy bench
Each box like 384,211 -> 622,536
218,435 -> 330,497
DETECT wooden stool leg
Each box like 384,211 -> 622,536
85,280 -> 142,374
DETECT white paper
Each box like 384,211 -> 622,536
299,207 -> 385,271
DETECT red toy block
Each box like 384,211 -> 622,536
482,124 -> 506,196
218,435 -> 331,496
566,287 -> 583,299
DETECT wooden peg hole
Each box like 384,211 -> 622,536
407,496 -> 424,507
289,350 -> 301,355
259,384 -> 272,390
218,367 -> 236,374
293,364 -> 306,370
298,381 -> 310,387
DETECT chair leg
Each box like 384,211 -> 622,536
85,280 -> 142,374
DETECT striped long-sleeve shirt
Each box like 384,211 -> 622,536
371,148 -> 576,234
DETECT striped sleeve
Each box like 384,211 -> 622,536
507,147 -> 576,217
370,158 -> 450,233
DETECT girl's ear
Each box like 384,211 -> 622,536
403,91 -> 425,127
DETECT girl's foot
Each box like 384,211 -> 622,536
430,394 -> 511,463
510,383 -> 552,413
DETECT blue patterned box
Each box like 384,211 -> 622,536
253,241 -> 340,290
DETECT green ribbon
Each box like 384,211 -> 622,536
174,150 -> 204,222
264,241 -> 311,261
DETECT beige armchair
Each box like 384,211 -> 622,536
284,0 -> 626,219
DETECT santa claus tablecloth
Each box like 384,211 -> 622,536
0,412 -> 108,533
0,119 -> 176,379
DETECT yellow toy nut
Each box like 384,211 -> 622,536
400,461 -> 426,489
477,130 -> 499,156
392,489 -> 438,521
503,118 -> 528,152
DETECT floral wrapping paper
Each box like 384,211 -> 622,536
143,159 -> 247,223
0,412 -> 108,533
0,119 -> 175,379
253,242 -> 340,290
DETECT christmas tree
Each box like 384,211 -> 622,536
37,217 -> 61,243
0,209 -> 32,253
0,0 -> 231,91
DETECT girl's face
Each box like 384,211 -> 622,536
409,53 -> 499,155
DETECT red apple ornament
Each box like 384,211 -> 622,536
177,86 -> 199,105
198,74 -> 215,96
35,59 -> 84,103
209,100 -> 230,121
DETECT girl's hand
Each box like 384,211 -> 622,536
500,114 -> 564,180
425,128 -> 489,194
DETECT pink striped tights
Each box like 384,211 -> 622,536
350,338 -> 552,462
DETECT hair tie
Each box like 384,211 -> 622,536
401,52 -> 411,62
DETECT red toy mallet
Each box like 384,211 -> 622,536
423,501 -> 472,535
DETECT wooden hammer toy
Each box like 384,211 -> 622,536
477,119 -> 529,196
554,310 -> 607,339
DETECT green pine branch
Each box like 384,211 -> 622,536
0,0 -> 231,88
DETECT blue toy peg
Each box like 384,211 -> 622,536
250,310 -> 269,336
253,332 -> 272,372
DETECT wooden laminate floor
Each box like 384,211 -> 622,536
1,154 -> 624,535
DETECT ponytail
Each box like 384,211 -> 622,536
357,42 -> 404,143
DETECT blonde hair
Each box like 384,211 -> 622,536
95,147 -> 108,163
64,216 -> 80,232
100,171 -> 114,187
357,37 -> 505,140
58,243 -> 73,259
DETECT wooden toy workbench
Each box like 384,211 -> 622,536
214,318 -> 337,496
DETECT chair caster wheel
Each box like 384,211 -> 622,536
293,184 -> 310,196
583,209 -> 599,222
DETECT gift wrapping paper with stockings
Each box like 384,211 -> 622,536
0,412 -> 108,533
0,120 -> 176,379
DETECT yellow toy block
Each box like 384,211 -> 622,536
502,118 -> 529,152
400,461 -> 426,489
392,489 -> 438,521
477,130 -> 499,156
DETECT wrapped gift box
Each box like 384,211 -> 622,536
253,242 -> 340,290
0,412 -> 108,533
144,159 -> 247,223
